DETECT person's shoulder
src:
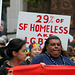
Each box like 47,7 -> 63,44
0,62 -> 11,74
63,56 -> 75,65
0,62 -> 11,70
0,66 -> 5,70
0,65 -> 7,75
62,56 -> 70,60
0,63 -> 8,70
62,56 -> 72,62
30,54 -> 44,64
33,53 -> 46,59
32,54 -> 42,60
35,54 -> 42,57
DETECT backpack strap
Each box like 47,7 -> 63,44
41,54 -> 44,63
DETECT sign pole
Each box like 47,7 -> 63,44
0,0 -> 2,23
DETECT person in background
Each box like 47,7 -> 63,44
30,35 -> 75,65
69,35 -> 75,62
0,47 -> 8,67
0,23 -> 2,37
21,43 -> 42,65
69,35 -> 75,48
66,46 -> 73,58
0,38 -> 27,75
0,37 -> 5,47
0,20 -> 7,36
1,35 -> 8,46
70,47 -> 75,62
0,37 -> 6,67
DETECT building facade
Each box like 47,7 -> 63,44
2,0 -> 75,40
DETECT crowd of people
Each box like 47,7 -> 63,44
0,23 -> 75,75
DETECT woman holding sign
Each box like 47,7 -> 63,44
0,38 -> 27,75
30,35 -> 75,65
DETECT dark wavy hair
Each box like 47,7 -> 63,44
0,38 -> 26,59
42,35 -> 62,53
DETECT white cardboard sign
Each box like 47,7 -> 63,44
0,0 -> 2,23
16,11 -> 71,50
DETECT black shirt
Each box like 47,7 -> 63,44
0,63 -> 11,75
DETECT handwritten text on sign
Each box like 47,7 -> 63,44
16,12 -> 71,50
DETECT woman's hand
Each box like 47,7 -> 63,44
7,70 -> 13,75
40,63 -> 46,67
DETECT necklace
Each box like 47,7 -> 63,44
45,52 -> 65,65
9,61 -> 20,67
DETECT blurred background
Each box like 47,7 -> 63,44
1,0 -> 75,40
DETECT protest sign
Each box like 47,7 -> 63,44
16,11 -> 71,50
7,64 -> 75,75
0,0 -> 2,23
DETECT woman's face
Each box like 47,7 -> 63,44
46,39 -> 61,58
30,45 -> 41,58
16,44 -> 27,61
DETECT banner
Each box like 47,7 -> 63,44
16,12 -> 71,50
0,0 -> 2,23
7,64 -> 75,75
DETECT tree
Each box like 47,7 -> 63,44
24,0 -> 52,13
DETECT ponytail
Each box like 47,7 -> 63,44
0,46 -> 7,58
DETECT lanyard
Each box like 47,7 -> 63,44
45,52 -> 65,65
